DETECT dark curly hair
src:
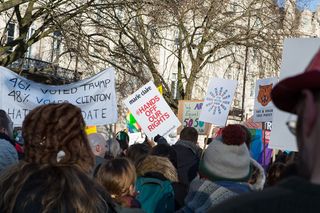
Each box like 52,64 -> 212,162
0,103 -> 110,213
22,103 -> 94,172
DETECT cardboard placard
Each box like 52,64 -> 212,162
253,77 -> 278,122
177,100 -> 210,135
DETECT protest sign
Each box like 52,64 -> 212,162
0,66 -> 118,126
199,78 -> 237,126
177,100 -> 210,134
124,81 -> 181,138
253,77 -> 278,122
269,38 -> 320,151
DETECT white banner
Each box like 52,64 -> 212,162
0,66 -> 118,126
199,78 -> 237,126
269,38 -> 320,151
253,77 -> 278,122
124,81 -> 181,138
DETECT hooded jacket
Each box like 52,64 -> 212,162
136,155 -> 187,211
173,139 -> 202,185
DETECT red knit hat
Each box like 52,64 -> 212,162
222,124 -> 246,145
271,49 -> 320,113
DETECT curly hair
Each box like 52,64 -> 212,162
0,103 -> 109,213
22,103 -> 94,172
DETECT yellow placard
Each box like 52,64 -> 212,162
157,85 -> 163,95
85,126 -> 97,135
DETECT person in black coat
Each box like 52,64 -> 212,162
172,127 -> 202,185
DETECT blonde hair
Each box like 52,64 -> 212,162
96,158 -> 136,205
136,155 -> 178,182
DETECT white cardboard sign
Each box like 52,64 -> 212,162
253,77 -> 278,122
0,66 -> 118,126
269,38 -> 320,151
199,78 -> 237,126
124,81 -> 181,138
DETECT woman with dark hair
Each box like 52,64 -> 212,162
0,103 -> 115,213
126,143 -> 151,168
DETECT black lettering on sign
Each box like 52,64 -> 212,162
7,108 -> 30,119
36,97 -> 68,104
80,79 -> 111,91
41,88 -> 77,95
76,93 -> 111,104
9,78 -> 31,91
81,108 -> 108,120
8,90 -> 30,103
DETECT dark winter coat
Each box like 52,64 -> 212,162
173,140 -> 202,185
136,155 -> 187,211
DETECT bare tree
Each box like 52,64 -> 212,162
68,0 -> 292,109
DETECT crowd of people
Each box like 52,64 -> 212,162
1,50 -> 320,213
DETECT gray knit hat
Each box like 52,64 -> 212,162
199,138 -> 251,182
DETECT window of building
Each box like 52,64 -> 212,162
7,22 -> 15,52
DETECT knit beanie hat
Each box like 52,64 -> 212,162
199,124 -> 251,182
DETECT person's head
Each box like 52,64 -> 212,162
199,124 -> 251,182
88,133 -> 107,158
180,127 -> 198,144
151,143 -> 177,168
104,138 -> 121,160
154,134 -> 168,145
116,131 -> 129,155
0,103 -> 108,213
266,162 -> 286,186
0,110 -> 13,139
136,155 -> 178,182
96,158 -> 136,204
271,49 -> 320,180
126,143 -> 151,167
22,103 -> 94,173
239,125 -> 252,149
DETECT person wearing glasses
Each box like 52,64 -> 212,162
209,49 -> 320,213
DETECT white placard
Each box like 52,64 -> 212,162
269,38 -> 320,151
253,77 -> 278,122
0,66 -> 118,126
124,81 -> 181,138
199,78 -> 237,126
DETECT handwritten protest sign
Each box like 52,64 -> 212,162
124,81 -> 181,138
177,100 -> 209,134
253,77 -> 278,122
0,66 -> 117,126
199,78 -> 237,126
